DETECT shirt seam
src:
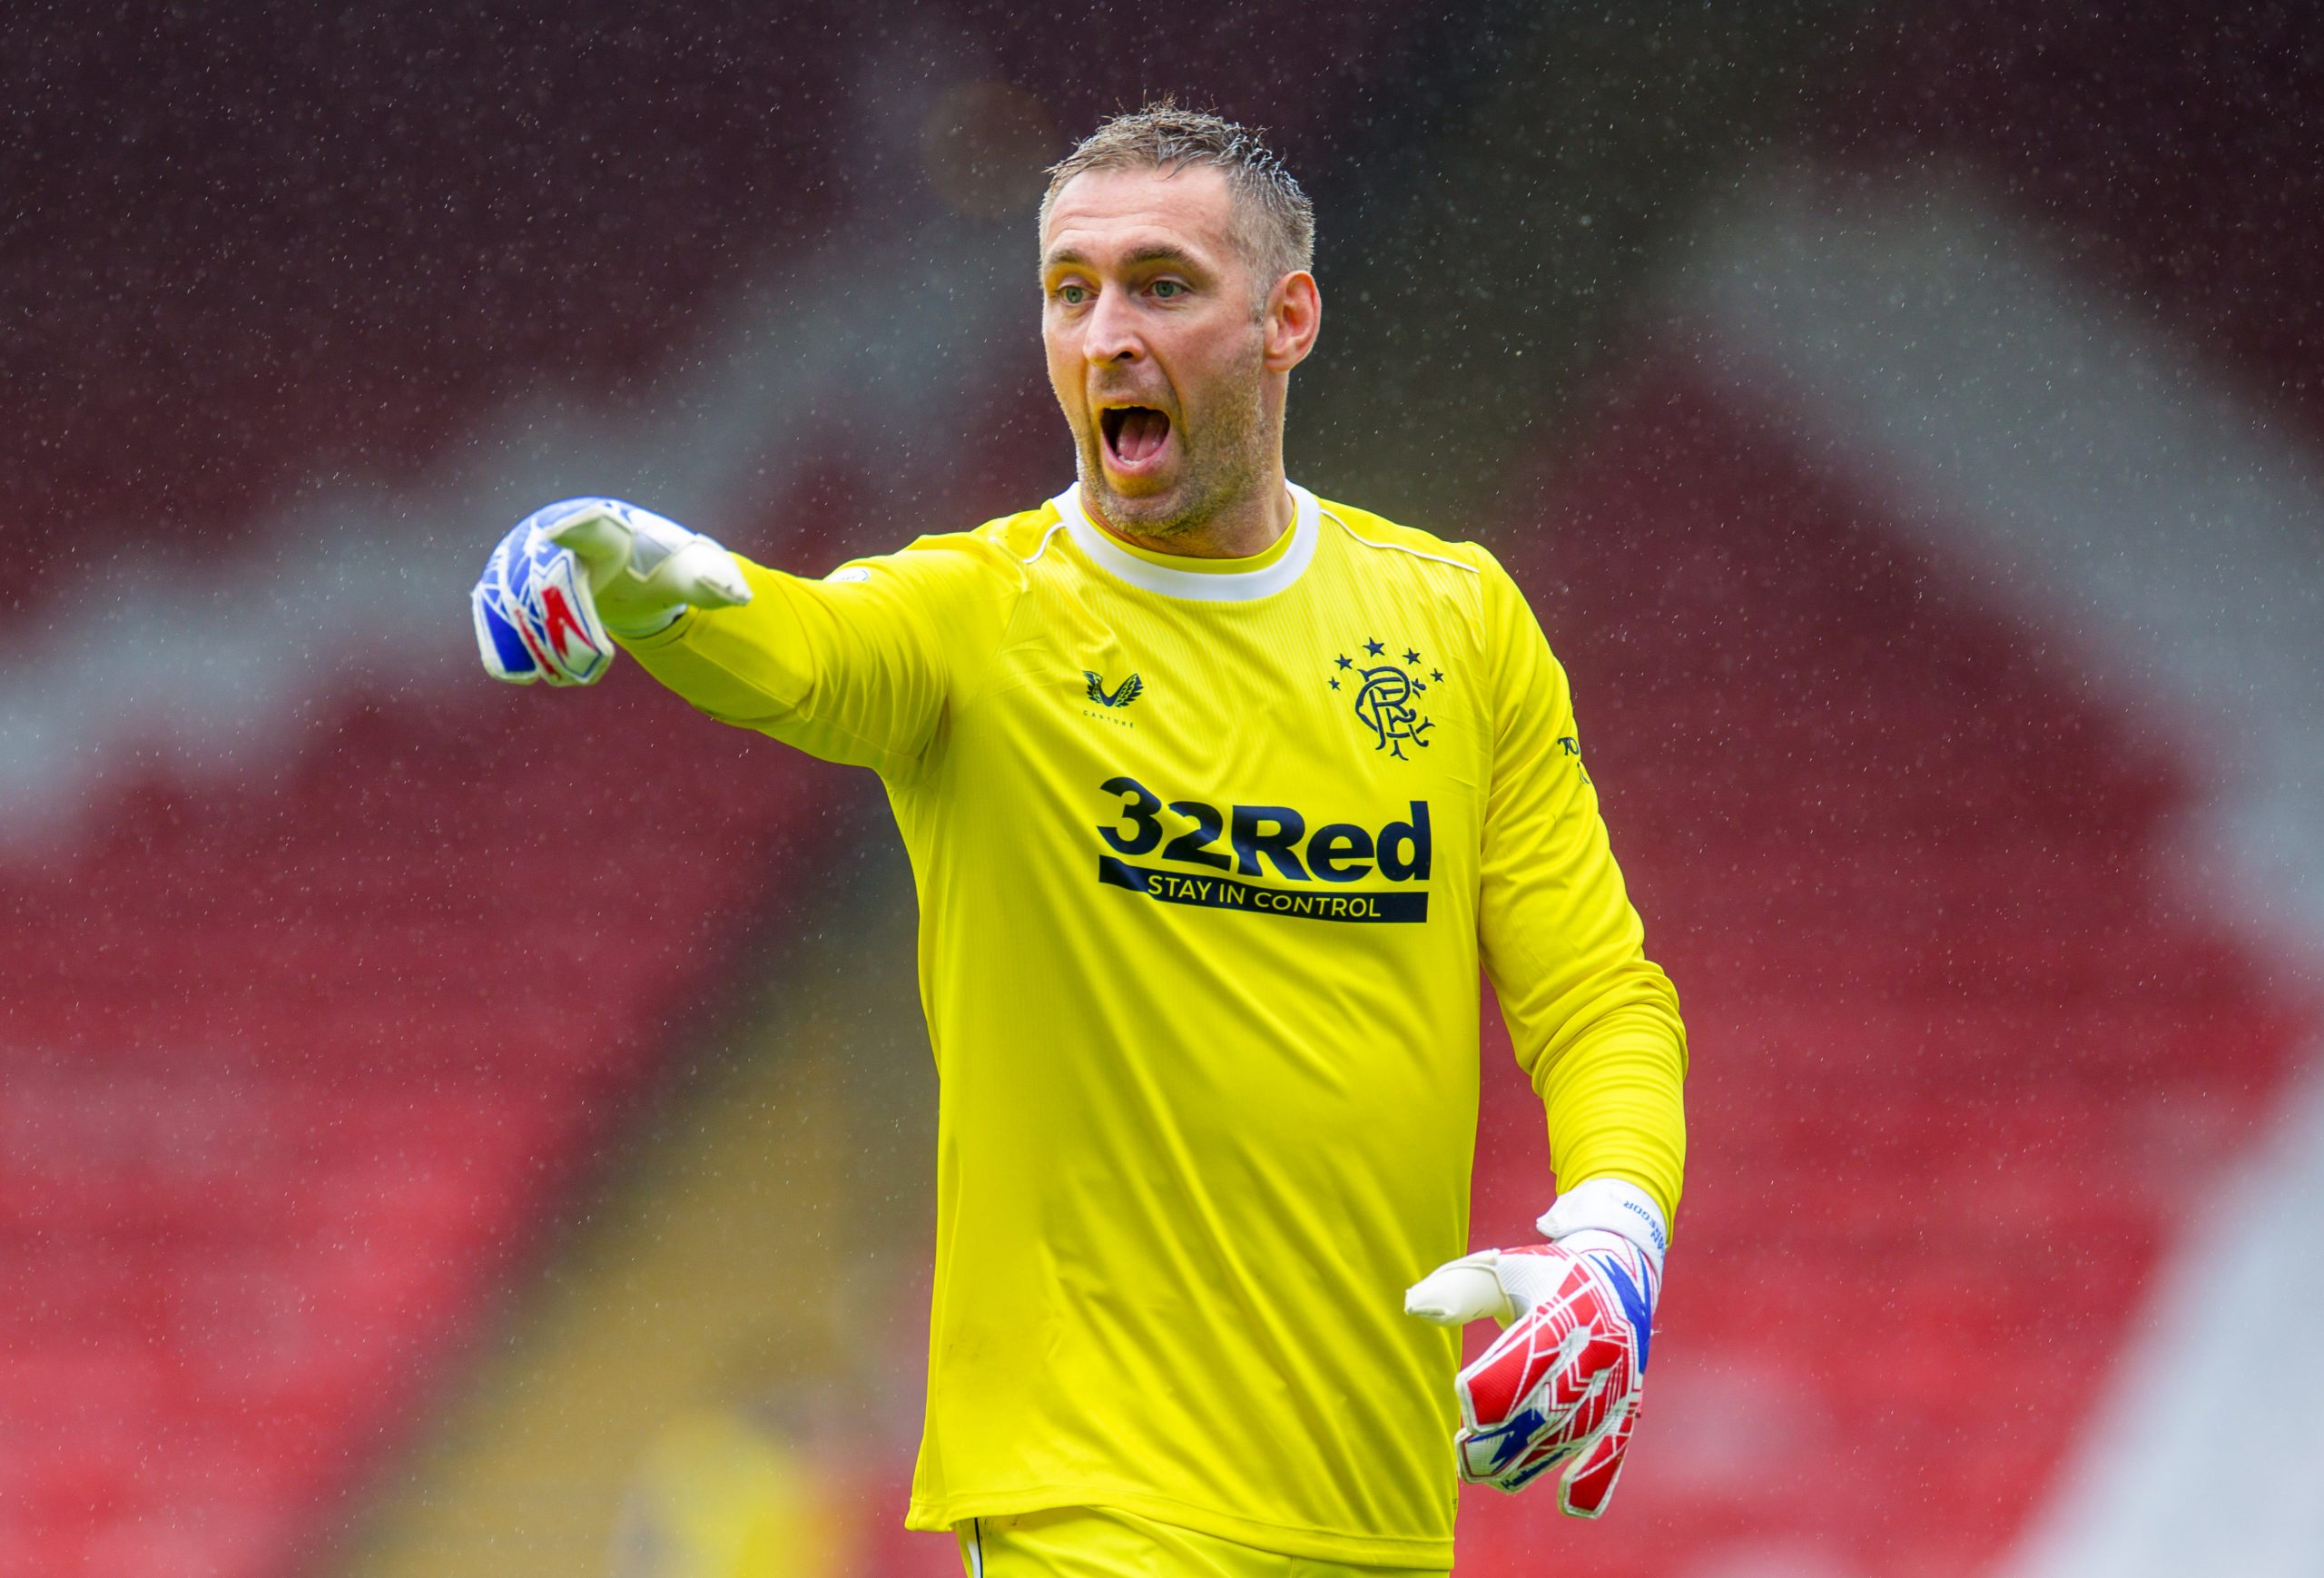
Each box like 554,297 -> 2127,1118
1322,508 -> 1483,575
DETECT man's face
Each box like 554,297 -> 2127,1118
1039,164 -> 1274,541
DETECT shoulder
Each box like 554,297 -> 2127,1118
832,501 -> 1064,594
964,498 -> 1070,566
1313,495 -> 1548,656
1312,496 -> 1498,583
1312,494 -> 1509,633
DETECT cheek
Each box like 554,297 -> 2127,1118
1042,327 -> 1084,405
1170,333 -> 1253,420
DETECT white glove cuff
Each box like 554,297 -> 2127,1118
1538,1179 -> 1669,1268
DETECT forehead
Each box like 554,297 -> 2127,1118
1040,163 -> 1242,268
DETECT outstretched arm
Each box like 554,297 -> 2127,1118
473,498 -> 1021,778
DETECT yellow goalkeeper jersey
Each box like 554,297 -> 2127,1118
621,481 -> 1686,1569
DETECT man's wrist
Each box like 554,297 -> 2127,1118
1537,1177 -> 1669,1266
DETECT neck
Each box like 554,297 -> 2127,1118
1089,469 -> 1295,559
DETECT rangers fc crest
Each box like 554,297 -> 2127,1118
1330,638 -> 1443,759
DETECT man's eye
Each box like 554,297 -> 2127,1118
1058,283 -> 1089,305
1151,281 -> 1187,300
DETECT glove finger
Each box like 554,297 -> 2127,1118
1459,1292 -> 1604,1435
543,502 -> 636,583
1557,1370 -> 1618,1449
1557,1394 -> 1640,1518
1458,1415 -> 1569,1491
1404,1254 -> 1512,1327
1487,1434 -> 1582,1494
538,548 -> 615,684
655,538 -> 752,609
506,535 -> 615,685
472,574 -> 541,683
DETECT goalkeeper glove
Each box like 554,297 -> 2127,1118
1404,1178 -> 1666,1516
472,497 -> 750,685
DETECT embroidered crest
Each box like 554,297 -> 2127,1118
1332,638 -> 1443,759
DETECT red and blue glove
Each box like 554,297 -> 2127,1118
472,497 -> 750,685
1404,1178 -> 1665,1516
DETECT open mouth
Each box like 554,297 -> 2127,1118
1099,405 -> 1173,471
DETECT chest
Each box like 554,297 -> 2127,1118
948,574 -> 1491,908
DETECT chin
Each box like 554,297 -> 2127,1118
1096,480 -> 1201,539
1083,455 -> 1190,530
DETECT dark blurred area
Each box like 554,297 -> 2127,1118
0,0 -> 1432,592
5,5 -> 2322,1577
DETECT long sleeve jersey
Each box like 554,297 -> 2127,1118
620,480 -> 1687,1569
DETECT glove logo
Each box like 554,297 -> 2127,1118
1331,638 -> 1443,760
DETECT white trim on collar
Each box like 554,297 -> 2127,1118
1050,479 -> 1320,603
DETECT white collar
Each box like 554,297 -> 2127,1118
1051,479 -> 1320,603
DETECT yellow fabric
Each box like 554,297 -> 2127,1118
621,487 -> 1686,1568
955,1505 -> 1448,1576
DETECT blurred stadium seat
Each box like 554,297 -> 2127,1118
0,682 -> 833,1576
1459,370 -> 2302,1577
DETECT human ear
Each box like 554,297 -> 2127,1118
1264,271 -> 1322,372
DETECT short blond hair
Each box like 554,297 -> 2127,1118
1040,101 -> 1315,293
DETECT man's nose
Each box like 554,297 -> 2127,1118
1084,290 -> 1143,363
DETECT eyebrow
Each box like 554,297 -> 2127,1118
1041,242 -> 1208,273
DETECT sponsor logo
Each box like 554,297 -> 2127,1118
1098,859 -> 1425,922
1332,638 -> 1444,759
1095,775 -> 1431,924
1083,670 -> 1144,708
1079,668 -> 1142,730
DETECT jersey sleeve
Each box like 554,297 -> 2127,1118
615,531 -> 1024,779
1473,548 -> 1689,1228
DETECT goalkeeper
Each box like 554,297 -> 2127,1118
474,104 -> 1685,1578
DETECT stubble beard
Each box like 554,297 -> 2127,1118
1078,346 -> 1270,545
